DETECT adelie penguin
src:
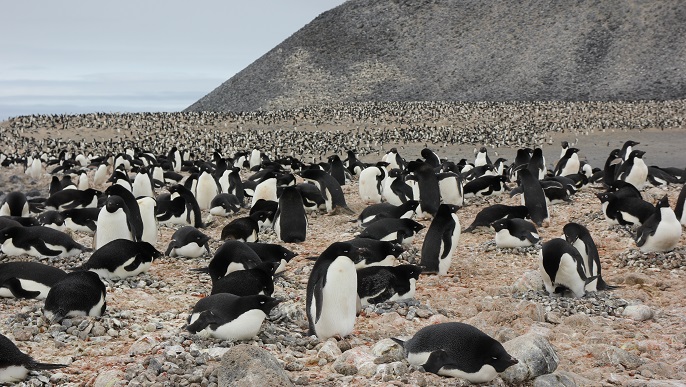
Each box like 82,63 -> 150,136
298,169 -> 352,214
0,226 -> 90,258
491,218 -> 539,248
165,226 -> 211,258
306,242 -> 362,340
343,238 -> 404,268
60,207 -> 99,233
596,192 -> 654,226
358,163 -> 387,203
356,200 -> 419,227
202,240 -> 263,281
43,270 -> 107,323
73,239 -> 161,280
94,195 -> 136,249
392,322 -> 518,383
553,147 -> 581,177
616,150 -> 648,190
0,333 -> 67,384
209,193 -> 241,216
186,293 -> 281,341
0,261 -> 67,299
539,238 -> 597,298
0,191 -> 29,217
220,211 -> 272,242
518,168 -> 549,227
407,161 -> 440,219
635,195 -> 682,253
463,204 -> 528,233
274,186 -> 307,243
210,261 -> 278,297
357,264 -> 422,306
357,218 -> 424,246
563,222 -> 616,291
420,204 -> 461,275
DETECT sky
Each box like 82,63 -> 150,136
0,0 -> 346,121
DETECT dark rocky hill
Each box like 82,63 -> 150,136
186,0 -> 686,113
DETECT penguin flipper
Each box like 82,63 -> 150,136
186,310 -> 218,334
33,242 -> 62,257
368,288 -> 395,305
27,361 -> 68,371
164,242 -> 176,256
2,278 -> 41,299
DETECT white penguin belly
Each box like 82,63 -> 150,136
640,217 -> 682,253
544,252 -> 586,298
619,211 -> 641,226
209,206 -> 230,216
87,292 -> 106,316
0,279 -> 51,299
437,364 -> 498,383
0,365 -> 30,383
96,209 -> 132,248
313,257 -> 357,339
389,278 -> 416,301
65,219 -> 95,233
195,175 -> 217,210
2,239 -> 41,258
173,242 -> 206,258
439,180 -> 464,206
495,229 -> 535,248
205,309 -> 267,341
624,161 -> 648,189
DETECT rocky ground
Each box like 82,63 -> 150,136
1,121 -> 686,386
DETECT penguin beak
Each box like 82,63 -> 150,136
507,356 -> 519,367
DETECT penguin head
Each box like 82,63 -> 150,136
562,222 -> 585,244
0,226 -> 21,242
279,247 -> 298,262
595,192 -> 614,203
629,150 -> 646,159
483,340 -> 519,372
397,264 -> 422,280
656,195 -> 670,209
105,196 -> 126,213
382,242 -> 405,257
250,295 -> 281,315
490,219 -> 508,232
138,241 -> 162,259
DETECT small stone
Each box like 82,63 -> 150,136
533,372 -> 577,387
317,339 -> 342,361
622,305 -> 653,321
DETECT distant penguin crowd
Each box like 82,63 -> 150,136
1,110 -> 686,383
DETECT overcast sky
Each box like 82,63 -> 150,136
0,0 -> 346,120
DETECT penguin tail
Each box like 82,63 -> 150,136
304,256 -> 318,261
164,245 -> 174,256
190,267 -> 210,273
463,225 -> 476,233
390,338 -> 405,347
597,276 -> 619,291
29,361 -> 68,371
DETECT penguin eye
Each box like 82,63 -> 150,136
260,301 -> 265,305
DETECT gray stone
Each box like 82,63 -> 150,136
332,346 -> 377,377
317,339 -> 342,361
129,335 -> 158,356
512,270 -> 545,293
93,370 -> 125,387
371,338 -> 404,363
584,344 -> 644,370
218,344 -> 293,387
533,372 -> 577,387
623,305 -> 653,321
501,334 -> 559,383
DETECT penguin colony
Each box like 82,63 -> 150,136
0,110 -> 685,384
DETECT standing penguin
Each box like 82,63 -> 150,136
409,161 -> 440,218
195,166 -> 220,211
616,150 -> 648,190
43,270 -> 107,323
437,172 -> 464,206
473,147 -> 492,167
635,195 -> 682,253
491,218 -> 539,248
73,239 -> 161,280
0,262 -> 67,299
0,333 -> 67,383
563,222 -> 615,291
131,167 -> 154,198
136,196 -> 158,245
392,322 -> 518,383
168,184 -> 203,228
420,204 -> 461,275
675,183 -> 686,226
94,196 -> 135,250
306,242 -> 361,339
519,169 -> 549,227
328,154 -> 347,185
539,238 -> 596,298
274,186 -> 307,243
527,147 -> 547,180
165,226 -> 211,258
553,148 -> 580,177
105,185 -> 144,241
186,293 -> 280,341
358,163 -> 387,204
